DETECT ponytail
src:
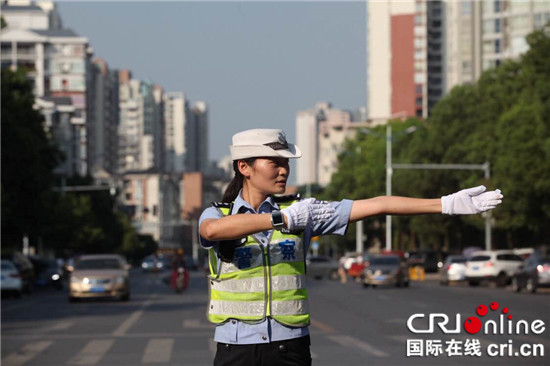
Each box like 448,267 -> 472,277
221,158 -> 256,203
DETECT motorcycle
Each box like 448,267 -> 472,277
171,265 -> 189,293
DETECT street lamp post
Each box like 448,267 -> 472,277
385,124 -> 392,252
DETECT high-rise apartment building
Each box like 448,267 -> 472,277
368,0 -> 441,120
163,93 -> 208,174
296,103 -> 383,187
368,0 -> 550,120
118,72 -> 164,173
189,101 -> 209,172
445,0 -> 550,92
89,59 -> 119,176
1,0 -> 62,31
163,92 -> 188,173
1,1 -> 93,176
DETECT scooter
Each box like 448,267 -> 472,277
171,266 -> 189,293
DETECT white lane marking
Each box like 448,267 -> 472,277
327,335 -> 389,357
41,321 -> 75,332
67,339 -> 114,365
142,338 -> 174,364
111,298 -> 153,336
183,319 -> 214,329
2,340 -> 53,366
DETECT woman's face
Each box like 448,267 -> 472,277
241,157 -> 290,195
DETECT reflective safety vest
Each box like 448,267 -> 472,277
207,196 -> 309,327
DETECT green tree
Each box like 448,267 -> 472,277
324,25 -> 550,252
1,69 -> 63,250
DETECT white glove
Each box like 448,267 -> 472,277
281,198 -> 335,231
441,185 -> 503,215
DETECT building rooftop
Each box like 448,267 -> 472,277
31,28 -> 80,38
0,4 -> 43,12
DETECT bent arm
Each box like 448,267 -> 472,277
200,214 -> 289,241
349,196 -> 441,222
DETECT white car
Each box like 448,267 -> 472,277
465,250 -> 523,287
439,255 -> 467,285
1,259 -> 23,297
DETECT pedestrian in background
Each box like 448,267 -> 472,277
337,254 -> 347,284
199,128 -> 503,366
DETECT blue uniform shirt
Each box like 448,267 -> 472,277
198,191 -> 352,344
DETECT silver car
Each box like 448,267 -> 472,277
362,255 -> 410,288
69,254 -> 130,302
439,255 -> 467,285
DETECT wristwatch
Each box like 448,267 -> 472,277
270,211 -> 285,230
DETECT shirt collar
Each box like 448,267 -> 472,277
232,190 -> 280,214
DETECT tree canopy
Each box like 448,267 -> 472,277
324,25 -> 550,253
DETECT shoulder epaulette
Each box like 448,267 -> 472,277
211,202 -> 232,208
272,193 -> 301,203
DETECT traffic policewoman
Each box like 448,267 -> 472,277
199,129 -> 503,366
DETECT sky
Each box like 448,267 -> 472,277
58,1 -> 367,176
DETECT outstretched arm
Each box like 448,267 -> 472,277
349,196 -> 441,222
349,185 -> 503,223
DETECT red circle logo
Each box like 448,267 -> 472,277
464,317 -> 482,334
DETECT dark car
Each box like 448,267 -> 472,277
512,254 -> 550,293
407,251 -> 439,272
29,257 -> 64,290
1,252 -> 34,293
306,256 -> 339,280
361,255 -> 409,288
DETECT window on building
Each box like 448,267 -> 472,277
416,109 -> 423,118
495,19 -> 501,33
415,14 -> 423,25
462,1 -> 472,15
494,0 -> 501,13
495,39 -> 501,53
71,61 -> 85,73
415,85 -> 423,94
416,97 -> 423,106
462,60 -> 472,74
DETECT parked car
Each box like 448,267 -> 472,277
513,248 -> 534,260
511,254 -> 550,293
69,254 -> 130,302
361,255 -> 409,288
29,257 -> 64,290
439,255 -> 467,285
1,259 -> 23,297
465,250 -> 523,287
1,252 -> 34,293
406,251 -> 439,272
306,256 -> 339,280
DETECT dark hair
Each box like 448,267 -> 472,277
221,158 -> 256,203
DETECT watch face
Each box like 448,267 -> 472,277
272,211 -> 284,227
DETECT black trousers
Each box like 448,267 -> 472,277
214,335 -> 312,366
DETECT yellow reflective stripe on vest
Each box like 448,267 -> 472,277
211,274 -> 306,293
210,300 -> 265,317
209,299 -> 308,317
